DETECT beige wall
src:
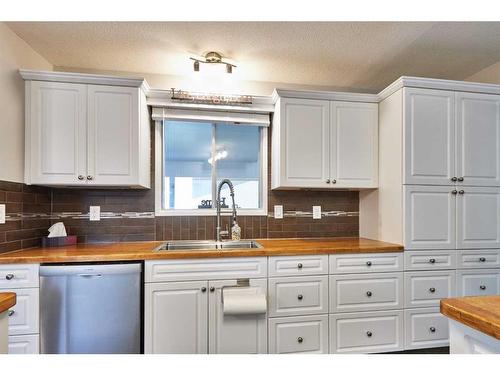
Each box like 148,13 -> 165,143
466,61 -> 500,84
0,23 -> 52,183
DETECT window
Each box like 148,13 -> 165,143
156,117 -> 267,215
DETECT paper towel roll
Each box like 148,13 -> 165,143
222,287 -> 267,315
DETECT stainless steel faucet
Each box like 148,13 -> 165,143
216,179 -> 237,242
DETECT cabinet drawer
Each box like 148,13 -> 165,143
404,250 -> 456,270
269,315 -> 328,354
269,255 -> 328,277
329,310 -> 404,353
329,273 -> 403,313
145,257 -> 267,282
8,334 -> 39,354
457,250 -> 500,269
404,271 -> 455,308
1,288 -> 39,335
329,253 -> 403,274
456,269 -> 500,296
404,308 -> 449,350
268,276 -> 328,317
0,264 -> 39,288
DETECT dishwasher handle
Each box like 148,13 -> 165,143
40,263 -> 141,277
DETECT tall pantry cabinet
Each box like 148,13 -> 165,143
360,79 -> 500,350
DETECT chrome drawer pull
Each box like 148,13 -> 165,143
8,310 -> 15,317
297,263 -> 303,269
457,177 -> 464,182
479,257 -> 486,262
366,261 -> 372,267
297,294 -> 303,300
201,287 -> 207,292
210,286 -> 215,292
366,331 -> 373,337
429,287 -> 436,293
297,337 -> 304,343
480,285 -> 486,290
5,274 -> 14,280
429,327 -> 436,333
451,190 -> 458,195
451,177 -> 457,182
429,258 -> 436,264
366,291 -> 372,297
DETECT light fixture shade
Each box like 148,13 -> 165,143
193,60 -> 200,72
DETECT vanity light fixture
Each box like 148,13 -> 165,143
191,52 -> 236,73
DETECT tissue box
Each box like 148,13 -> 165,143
41,235 -> 78,248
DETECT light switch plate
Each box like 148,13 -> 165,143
313,206 -> 321,220
274,205 -> 283,219
0,204 -> 5,224
89,206 -> 101,221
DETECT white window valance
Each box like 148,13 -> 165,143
151,107 -> 270,127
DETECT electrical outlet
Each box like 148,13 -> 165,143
0,204 -> 5,224
89,206 -> 101,221
274,205 -> 283,219
313,206 -> 321,219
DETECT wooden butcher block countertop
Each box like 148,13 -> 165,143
0,293 -> 16,314
441,296 -> 500,340
0,237 -> 402,264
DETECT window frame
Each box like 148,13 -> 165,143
154,120 -> 268,216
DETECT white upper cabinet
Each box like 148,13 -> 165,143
273,97 -> 330,188
403,88 -> 500,187
456,92 -> 500,186
331,102 -> 378,188
23,71 -> 150,188
27,81 -> 88,185
272,94 -> 378,189
403,88 -> 455,185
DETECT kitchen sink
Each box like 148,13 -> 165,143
154,240 -> 263,251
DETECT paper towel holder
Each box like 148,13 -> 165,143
221,278 -> 251,303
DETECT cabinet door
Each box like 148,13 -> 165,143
457,187 -> 500,249
87,85 -> 139,185
144,281 -> 208,354
330,101 -> 378,188
404,185 -> 457,249
27,81 -> 87,185
456,92 -> 500,186
456,269 -> 500,297
403,88 -> 455,185
208,279 -> 267,354
277,98 -> 330,188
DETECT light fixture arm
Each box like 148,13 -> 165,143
190,51 -> 236,73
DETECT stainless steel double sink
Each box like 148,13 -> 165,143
154,240 -> 263,251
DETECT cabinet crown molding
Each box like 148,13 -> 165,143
19,69 -> 150,93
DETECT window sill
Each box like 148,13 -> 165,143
155,209 -> 268,217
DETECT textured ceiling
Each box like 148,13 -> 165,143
6,22 -> 500,93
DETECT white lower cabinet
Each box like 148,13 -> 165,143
404,308 -> 449,350
456,268 -> 500,296
269,315 -> 328,354
8,334 -> 40,354
457,249 -> 500,268
329,310 -> 404,353
404,270 -> 456,308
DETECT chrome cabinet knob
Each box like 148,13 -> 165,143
332,179 -> 337,184
429,327 -> 436,333
297,263 -> 303,269
480,285 -> 486,290
8,310 -> 14,317
78,175 -> 84,180
479,257 -> 486,262
5,274 -> 14,280
326,179 -> 331,183
429,287 -> 436,293
297,337 -> 304,343
366,261 -> 372,267
210,286 -> 215,292
458,190 -> 465,195
451,190 -> 458,195
457,177 -> 464,182
451,177 -> 457,182
429,258 -> 436,264
201,287 -> 207,292
366,331 -> 373,337
87,175 -> 93,180
297,294 -> 303,300
366,291 -> 372,297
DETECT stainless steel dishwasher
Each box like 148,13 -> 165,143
40,263 -> 141,354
